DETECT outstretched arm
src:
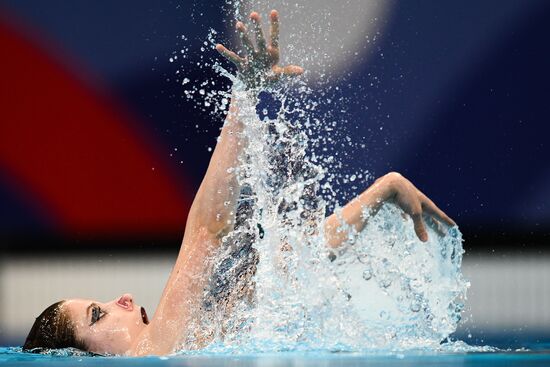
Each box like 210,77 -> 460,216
130,83 -> 247,357
130,10 -> 303,356
324,172 -> 455,248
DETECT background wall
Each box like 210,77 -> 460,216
1,0 -> 549,347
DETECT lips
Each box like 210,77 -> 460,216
141,307 -> 149,325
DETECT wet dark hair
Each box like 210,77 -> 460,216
23,301 -> 87,353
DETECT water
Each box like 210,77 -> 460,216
184,76 -> 469,353
172,5 -> 469,348
3,345 -> 550,367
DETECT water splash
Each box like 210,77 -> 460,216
191,85 -> 469,354
172,2 -> 470,355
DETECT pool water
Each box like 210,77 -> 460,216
2,344 -> 550,367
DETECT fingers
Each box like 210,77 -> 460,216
269,10 -> 279,49
420,194 -> 456,226
236,21 -> 255,56
215,44 -> 244,66
424,215 -> 446,237
270,65 -> 303,81
221,10 -> 303,86
250,12 -> 267,53
267,45 -> 280,65
282,65 -> 304,76
411,213 -> 428,242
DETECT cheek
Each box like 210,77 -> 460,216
88,312 -> 145,354
90,319 -> 133,354
107,313 -> 144,341
103,330 -> 132,355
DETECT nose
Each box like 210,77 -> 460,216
115,293 -> 134,311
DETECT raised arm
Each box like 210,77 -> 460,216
324,172 -> 456,248
129,96 -> 246,356
130,10 -> 303,356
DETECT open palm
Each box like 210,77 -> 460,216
216,10 -> 303,89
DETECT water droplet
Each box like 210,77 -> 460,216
362,269 -> 372,281
410,301 -> 421,313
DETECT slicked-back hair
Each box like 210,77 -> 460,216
23,301 -> 86,353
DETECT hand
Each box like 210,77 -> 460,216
216,10 -> 304,89
378,172 -> 456,242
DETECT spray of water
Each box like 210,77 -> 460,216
172,2 -> 471,354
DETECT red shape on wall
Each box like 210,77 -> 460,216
0,18 -> 192,236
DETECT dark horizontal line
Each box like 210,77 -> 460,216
0,233 -> 182,256
460,225 -> 550,254
1,226 -> 549,256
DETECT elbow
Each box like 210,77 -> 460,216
205,216 -> 234,239
189,205 -> 233,239
383,171 -> 404,182
377,171 -> 406,189
187,191 -> 234,238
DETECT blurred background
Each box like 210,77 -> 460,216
1,0 -> 549,347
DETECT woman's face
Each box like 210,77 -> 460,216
63,294 -> 150,355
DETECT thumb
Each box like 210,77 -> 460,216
411,213 -> 428,242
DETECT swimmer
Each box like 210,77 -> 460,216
23,10 -> 455,356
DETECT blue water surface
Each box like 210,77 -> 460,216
2,345 -> 550,367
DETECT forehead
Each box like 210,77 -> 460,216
63,299 -> 96,325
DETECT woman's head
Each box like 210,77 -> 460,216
24,294 -> 150,355
23,300 -> 85,352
